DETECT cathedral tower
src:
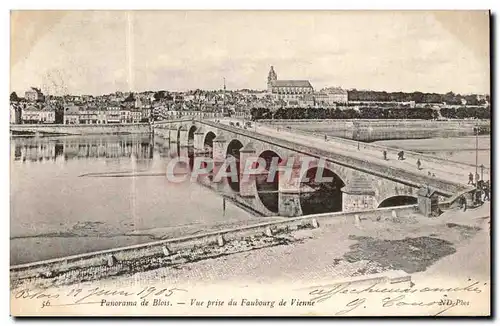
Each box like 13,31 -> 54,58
267,66 -> 277,92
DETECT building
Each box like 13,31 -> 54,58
24,87 -> 45,102
120,107 -> 132,123
107,106 -> 121,124
313,92 -> 329,106
96,108 -> 107,124
40,105 -> 56,124
130,109 -> 142,123
64,104 -> 80,125
21,104 -> 43,124
299,94 -> 315,107
321,87 -> 348,104
10,104 -> 21,124
141,107 -> 151,122
267,66 -> 314,101
184,94 -> 195,102
79,106 -> 104,124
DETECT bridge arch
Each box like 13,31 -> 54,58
187,125 -> 197,147
203,131 -> 216,157
299,166 -> 345,215
378,195 -> 417,208
175,125 -> 183,157
225,139 -> 244,192
176,124 -> 183,140
255,150 -> 283,214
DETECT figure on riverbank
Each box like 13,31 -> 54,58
416,159 -> 422,170
468,172 -> 474,184
484,181 -> 490,201
383,150 -> 387,160
397,151 -> 405,160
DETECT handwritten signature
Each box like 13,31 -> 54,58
307,279 -> 485,316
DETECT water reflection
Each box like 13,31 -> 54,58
11,135 -> 158,163
10,134 -> 258,265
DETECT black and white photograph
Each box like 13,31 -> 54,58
9,10 -> 491,316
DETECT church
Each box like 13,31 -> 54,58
267,66 -> 314,100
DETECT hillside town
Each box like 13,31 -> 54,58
10,66 -> 490,125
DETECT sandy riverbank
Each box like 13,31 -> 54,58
374,136 -> 490,168
10,213 -> 280,266
14,201 -> 490,290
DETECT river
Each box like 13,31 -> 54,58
10,134 -> 274,265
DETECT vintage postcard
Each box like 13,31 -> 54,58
10,10 -> 491,316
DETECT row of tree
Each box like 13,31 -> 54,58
347,90 -> 489,105
441,107 -> 491,119
250,106 -> 490,121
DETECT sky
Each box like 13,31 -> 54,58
10,10 -> 490,96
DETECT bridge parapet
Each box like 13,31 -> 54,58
199,120 -> 466,197
287,126 -> 490,178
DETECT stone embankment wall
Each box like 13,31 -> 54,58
10,123 -> 152,135
260,119 -> 490,141
11,205 -> 417,288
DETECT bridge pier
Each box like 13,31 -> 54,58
169,125 -> 178,143
212,134 -> 227,163
178,146 -> 189,161
212,134 -> 227,185
341,175 -> 377,212
193,129 -> 206,154
178,125 -> 189,147
154,126 -> 166,139
239,142 -> 257,197
278,156 -> 303,217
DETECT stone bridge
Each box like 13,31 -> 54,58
153,119 -> 471,217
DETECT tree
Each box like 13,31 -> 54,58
10,92 -> 19,102
154,91 -> 166,101
124,93 -> 135,102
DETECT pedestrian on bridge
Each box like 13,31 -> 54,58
459,195 -> 468,212
458,195 -> 464,210
468,172 -> 474,184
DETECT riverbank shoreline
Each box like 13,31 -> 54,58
11,202 -> 490,292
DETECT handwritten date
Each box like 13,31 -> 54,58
14,286 -> 188,309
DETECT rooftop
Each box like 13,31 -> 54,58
323,87 -> 348,95
272,80 -> 313,88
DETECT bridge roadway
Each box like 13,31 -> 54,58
205,118 -> 485,194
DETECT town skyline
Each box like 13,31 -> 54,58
11,11 -> 490,96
